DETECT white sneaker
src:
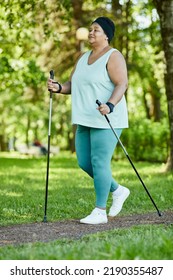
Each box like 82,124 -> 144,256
80,208 -> 108,225
108,185 -> 130,217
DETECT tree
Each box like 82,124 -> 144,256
153,0 -> 173,170
0,0 -> 170,162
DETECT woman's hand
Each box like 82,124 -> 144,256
97,103 -> 110,115
47,79 -> 61,93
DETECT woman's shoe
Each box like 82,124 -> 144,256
108,185 -> 130,217
80,208 -> 108,224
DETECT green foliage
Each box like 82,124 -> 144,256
0,0 -> 170,165
119,118 -> 169,162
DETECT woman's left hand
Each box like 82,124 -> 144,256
97,103 -> 110,115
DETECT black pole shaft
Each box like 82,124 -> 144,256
43,70 -> 54,222
126,153 -> 162,216
43,133 -> 51,222
96,99 -> 162,217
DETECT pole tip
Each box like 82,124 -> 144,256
158,211 -> 162,217
43,216 -> 47,223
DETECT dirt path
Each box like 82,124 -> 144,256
0,211 -> 173,247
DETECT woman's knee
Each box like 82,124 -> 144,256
78,158 -> 93,177
91,154 -> 110,170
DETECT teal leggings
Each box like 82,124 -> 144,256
75,125 -> 122,208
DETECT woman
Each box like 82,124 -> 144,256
47,17 -> 130,224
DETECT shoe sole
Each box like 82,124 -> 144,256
80,220 -> 108,225
108,189 -> 130,218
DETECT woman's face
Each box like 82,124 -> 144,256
88,23 -> 107,45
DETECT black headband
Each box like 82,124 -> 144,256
92,17 -> 115,42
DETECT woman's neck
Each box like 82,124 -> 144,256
91,43 -> 110,54
88,43 -> 111,65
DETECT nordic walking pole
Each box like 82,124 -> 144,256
96,100 -> 162,217
43,70 -> 54,222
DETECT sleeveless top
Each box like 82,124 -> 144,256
71,48 -> 128,129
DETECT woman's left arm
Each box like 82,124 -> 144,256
107,50 -> 128,106
98,51 -> 128,115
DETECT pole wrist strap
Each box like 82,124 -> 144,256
106,102 -> 115,113
52,81 -> 62,93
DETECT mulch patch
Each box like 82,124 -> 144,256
0,211 -> 172,247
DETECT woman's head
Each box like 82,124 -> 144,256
92,17 -> 115,43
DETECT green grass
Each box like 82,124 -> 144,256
1,225 -> 173,260
0,151 -> 173,259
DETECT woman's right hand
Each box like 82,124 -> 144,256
47,78 -> 61,93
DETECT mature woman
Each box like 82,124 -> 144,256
47,17 -> 130,224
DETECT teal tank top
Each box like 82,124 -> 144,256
71,48 -> 128,129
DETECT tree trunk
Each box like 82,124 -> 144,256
0,135 -> 6,151
153,0 -> 173,170
26,114 -> 31,148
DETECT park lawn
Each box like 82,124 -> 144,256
0,224 -> 173,260
0,151 -> 173,259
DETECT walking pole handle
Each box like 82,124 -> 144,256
49,70 -> 54,97
50,69 -> 54,80
96,99 -> 101,106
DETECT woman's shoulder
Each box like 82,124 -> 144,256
107,48 -> 127,72
109,48 -> 125,60
109,48 -> 122,55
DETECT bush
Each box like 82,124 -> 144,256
115,118 -> 169,162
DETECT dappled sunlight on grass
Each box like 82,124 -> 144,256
0,190 -> 22,197
0,152 -> 173,260
0,152 -> 172,225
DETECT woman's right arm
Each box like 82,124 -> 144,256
60,81 -> 72,94
60,64 -> 77,94
47,53 -> 83,94
47,78 -> 71,95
